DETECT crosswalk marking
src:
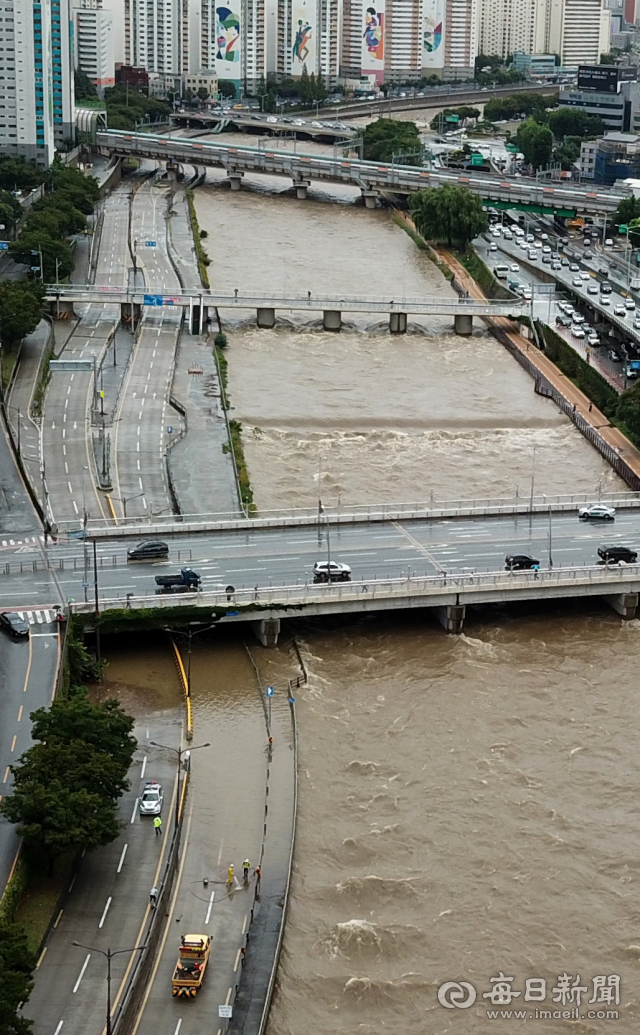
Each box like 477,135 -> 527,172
12,609 -> 56,626
0,536 -> 42,549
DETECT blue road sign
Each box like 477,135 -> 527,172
266,686 -> 275,697
145,241 -> 156,247
166,426 -> 173,434
31,266 -> 40,271
0,242 -> 8,250
143,294 -> 162,306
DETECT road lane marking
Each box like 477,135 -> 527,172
10,736 -> 16,752
53,1019 -> 63,1035
17,706 -> 22,722
36,947 -> 48,970
98,896 -> 112,928
205,890 -> 215,924
73,954 -> 91,993
54,909 -> 64,928
233,948 -> 241,972
68,875 -> 77,892
241,914 -> 248,934
3,767 -> 9,783
130,798 -> 139,824
225,987 -> 232,1005
117,843 -> 128,873
173,1021 -> 182,1035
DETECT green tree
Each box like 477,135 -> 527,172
0,919 -> 35,1035
616,379 -> 640,442
197,87 -> 209,103
410,184 -> 488,247
515,118 -> 553,169
74,69 -> 97,100
218,80 -> 236,99
8,231 -> 74,280
554,135 -> 582,170
547,106 -> 604,139
0,283 -> 43,348
299,64 -> 311,104
627,217 -> 640,248
28,198 -> 87,237
29,696 -> 136,774
315,71 -> 327,102
363,118 -> 422,164
0,157 -> 42,191
613,195 -> 640,226
263,90 -> 277,113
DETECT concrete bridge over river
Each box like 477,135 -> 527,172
45,285 -> 524,334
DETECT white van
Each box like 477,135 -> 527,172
493,265 -> 510,279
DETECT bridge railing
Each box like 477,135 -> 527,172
68,562 -> 640,615
53,490 -> 640,537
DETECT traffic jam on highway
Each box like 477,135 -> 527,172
477,211 -> 640,388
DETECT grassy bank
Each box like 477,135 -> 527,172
538,323 -> 619,417
455,246 -> 515,300
186,189 -> 211,288
229,419 -> 254,511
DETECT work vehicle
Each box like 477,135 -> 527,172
598,545 -> 637,564
578,503 -> 615,521
505,554 -> 540,571
155,568 -> 201,592
140,781 -> 163,815
313,561 -> 352,583
0,611 -> 29,639
172,935 -> 211,998
127,540 -> 169,561
626,359 -> 640,379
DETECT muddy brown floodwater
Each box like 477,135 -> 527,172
190,173 -> 639,1034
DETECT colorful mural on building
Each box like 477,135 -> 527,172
215,4 -> 241,89
423,0 -> 444,69
361,1 -> 384,81
291,1 -> 315,74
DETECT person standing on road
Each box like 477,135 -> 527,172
227,863 -> 235,885
150,886 -> 158,907
255,866 -> 261,893
154,816 -> 162,837
243,859 -> 250,882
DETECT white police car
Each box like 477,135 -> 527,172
139,781 -> 163,815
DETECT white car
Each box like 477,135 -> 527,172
572,326 -> 586,338
578,503 -> 616,521
572,277 -> 583,287
587,284 -> 599,294
534,240 -> 543,248
522,288 -> 532,300
313,561 -> 352,583
542,245 -> 551,254
633,318 -> 640,329
572,314 -> 585,324
600,296 -> 611,306
266,116 -> 278,123
625,299 -> 636,310
580,272 -> 591,281
614,304 -> 626,316
140,781 -> 164,815
510,263 -> 519,271
604,238 -> 614,247
492,229 -> 501,237
526,234 -> 534,243
541,233 -> 549,241
489,243 -> 498,251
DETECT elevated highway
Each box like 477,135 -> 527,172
96,130 -> 629,215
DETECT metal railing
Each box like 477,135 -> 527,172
51,490 -> 640,538
67,563 -> 640,616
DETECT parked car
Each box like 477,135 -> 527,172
0,611 -> 29,639
127,540 -> 170,561
313,561 -> 352,582
578,503 -> 616,521
572,325 -> 586,338
597,545 -> 637,564
505,554 -> 540,571
588,334 -> 600,346
139,781 -> 164,815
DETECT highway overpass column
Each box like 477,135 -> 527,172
293,179 -> 310,200
251,618 -> 281,647
256,307 -> 276,329
603,592 -> 638,619
389,312 -> 407,334
454,313 -> 473,336
166,161 -> 179,181
361,189 -> 379,209
228,171 -> 244,191
435,603 -> 466,634
323,310 -> 342,332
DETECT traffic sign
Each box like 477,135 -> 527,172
145,240 -> 156,247
143,294 -> 163,306
50,359 -> 95,372
218,1005 -> 232,1019
619,224 -> 628,233
266,686 -> 275,697
166,426 -> 173,434
0,242 -> 8,250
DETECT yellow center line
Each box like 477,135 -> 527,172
22,636 -> 33,693
129,797 -> 194,1035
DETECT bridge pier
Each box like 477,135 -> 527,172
293,179 -> 310,200
48,299 -> 75,319
361,189 -> 380,209
323,310 -> 342,332
251,618 -> 281,648
389,311 -> 407,334
435,603 -> 466,634
603,592 -> 638,619
227,171 -> 244,191
454,313 -> 473,336
256,307 -> 276,329
166,161 -> 180,181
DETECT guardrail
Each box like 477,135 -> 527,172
67,563 -> 640,616
51,491 -> 640,538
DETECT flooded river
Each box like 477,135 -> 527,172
186,170 -> 637,1033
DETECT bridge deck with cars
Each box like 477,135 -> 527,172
96,130 -> 629,215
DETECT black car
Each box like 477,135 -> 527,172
556,314 -> 571,327
600,283 -> 612,294
505,554 -> 540,571
127,540 -> 170,561
597,545 -> 638,564
0,611 -> 30,639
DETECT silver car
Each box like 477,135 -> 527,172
578,504 -> 616,521
313,561 -> 352,583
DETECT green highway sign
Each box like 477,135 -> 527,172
471,153 -> 483,166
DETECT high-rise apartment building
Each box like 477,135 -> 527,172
546,0 -> 610,64
125,0 -> 181,73
275,0 -> 341,83
74,0 -> 115,91
51,0 -> 75,147
0,0 -> 51,167
479,0 -> 546,60
199,0 -> 269,92
442,0 -> 477,77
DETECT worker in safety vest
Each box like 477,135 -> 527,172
154,816 -> 162,837
227,863 -> 234,885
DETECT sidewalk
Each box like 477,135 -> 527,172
6,321 -> 50,500
437,246 -> 640,481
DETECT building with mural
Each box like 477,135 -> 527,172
276,0 -> 341,83
199,0 -> 268,94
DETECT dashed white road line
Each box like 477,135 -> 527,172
117,843 -> 128,874
72,954 -> 91,993
53,1020 -> 64,1035
130,797 -> 139,824
98,896 -> 112,929
204,890 -> 215,925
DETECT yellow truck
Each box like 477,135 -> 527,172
171,934 -> 211,998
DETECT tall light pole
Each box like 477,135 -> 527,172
165,622 -> 217,696
110,491 -> 146,519
148,740 -> 210,827
71,942 -> 146,1035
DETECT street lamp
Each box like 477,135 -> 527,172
109,492 -> 146,519
148,740 -> 210,826
71,941 -> 146,1035
165,622 -> 218,696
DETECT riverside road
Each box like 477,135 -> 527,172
3,509 -> 640,607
